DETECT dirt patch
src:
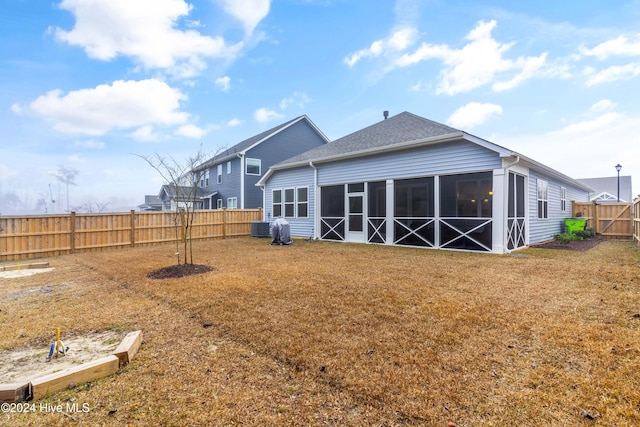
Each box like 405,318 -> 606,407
0,331 -> 122,384
530,238 -> 603,251
146,263 -> 214,279
0,268 -> 54,279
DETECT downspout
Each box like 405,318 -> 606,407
310,161 -> 318,240
503,155 -> 520,252
238,153 -> 245,209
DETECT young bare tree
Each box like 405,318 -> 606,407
135,146 -> 214,265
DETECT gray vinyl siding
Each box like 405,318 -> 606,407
264,167 -> 316,238
528,169 -> 590,244
244,120 -> 327,208
200,118 -> 326,209
202,157 -> 242,208
316,140 -> 501,186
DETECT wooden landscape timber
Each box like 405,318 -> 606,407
0,331 -> 143,403
0,382 -> 31,404
0,262 -> 49,272
113,330 -> 143,365
31,355 -> 119,401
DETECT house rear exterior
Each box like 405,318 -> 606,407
257,112 -> 592,253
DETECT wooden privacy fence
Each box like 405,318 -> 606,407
634,198 -> 640,249
572,201 -> 633,239
0,209 -> 262,261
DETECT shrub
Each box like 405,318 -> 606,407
553,233 -> 575,245
574,228 -> 596,239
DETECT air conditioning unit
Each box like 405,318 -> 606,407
250,221 -> 270,238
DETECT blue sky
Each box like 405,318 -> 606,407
1,0 -> 639,213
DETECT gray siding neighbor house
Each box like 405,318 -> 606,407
578,176 -> 633,202
193,115 -> 329,210
257,111 -> 593,253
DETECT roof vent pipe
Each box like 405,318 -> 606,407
383,110 -> 389,120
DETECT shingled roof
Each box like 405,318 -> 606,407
277,111 -> 461,166
257,111 -> 594,193
196,115 -> 328,170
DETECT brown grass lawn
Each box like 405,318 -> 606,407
1,237 -> 639,426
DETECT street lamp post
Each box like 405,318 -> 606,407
615,164 -> 622,202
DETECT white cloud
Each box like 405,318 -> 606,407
590,99 -> 616,112
492,53 -> 547,92
395,20 -> 547,95
175,124 -> 207,139
54,0 -> 242,78
132,125 -> 161,142
254,107 -> 284,123
551,112 -> 621,135
219,0 -> 270,36
583,62 -> 640,86
580,34 -> 640,60
25,79 -> 190,136
215,76 -> 231,92
446,102 -> 502,129
280,91 -> 311,110
227,118 -> 243,127
344,27 -> 418,67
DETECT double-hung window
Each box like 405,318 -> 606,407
217,165 -> 222,184
284,188 -> 295,217
537,179 -> 548,219
560,187 -> 567,212
227,197 -> 238,209
297,187 -> 308,218
272,187 -> 308,218
272,190 -> 282,217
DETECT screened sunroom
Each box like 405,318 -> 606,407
319,172 -> 495,252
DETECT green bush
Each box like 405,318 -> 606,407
553,233 -> 576,245
574,228 -> 596,239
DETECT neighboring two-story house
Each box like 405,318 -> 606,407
192,115 -> 329,210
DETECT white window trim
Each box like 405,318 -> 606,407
560,186 -> 566,212
226,161 -> 232,174
246,158 -> 261,176
227,197 -> 238,209
271,186 -> 309,218
296,186 -> 309,218
216,199 -> 223,209
272,189 -> 283,218
537,179 -> 548,219
284,187 -> 295,217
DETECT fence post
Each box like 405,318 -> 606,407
70,211 -> 76,254
593,200 -> 599,234
130,210 -> 136,247
222,208 -> 227,239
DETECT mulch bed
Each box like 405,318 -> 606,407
530,238 -> 603,252
147,263 -> 214,279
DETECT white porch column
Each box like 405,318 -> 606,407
492,168 -> 506,254
385,179 -> 394,245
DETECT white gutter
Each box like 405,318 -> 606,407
238,153 -> 245,209
309,161 -> 318,240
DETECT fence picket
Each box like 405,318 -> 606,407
0,209 -> 263,261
